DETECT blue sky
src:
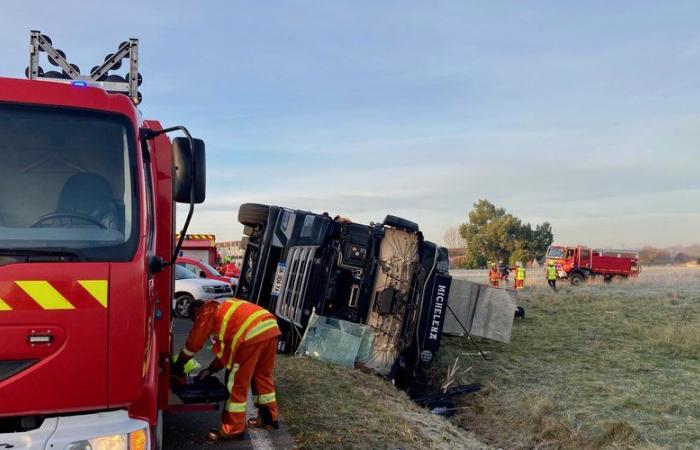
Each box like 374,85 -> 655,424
2,1 -> 699,247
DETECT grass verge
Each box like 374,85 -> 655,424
434,267 -> 700,449
275,355 -> 488,449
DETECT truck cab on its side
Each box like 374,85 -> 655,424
235,203 -> 451,387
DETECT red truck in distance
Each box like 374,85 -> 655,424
0,31 -> 212,450
546,245 -> 640,285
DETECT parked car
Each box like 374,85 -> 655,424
176,256 -> 237,287
173,264 -> 233,318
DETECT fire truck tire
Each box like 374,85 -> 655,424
238,203 -> 270,227
603,275 -> 613,283
570,273 -> 585,286
175,293 -> 195,319
153,410 -> 163,450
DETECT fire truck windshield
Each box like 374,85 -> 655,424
547,246 -> 565,258
0,103 -> 138,261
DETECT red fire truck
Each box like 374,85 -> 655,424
545,244 -> 641,285
0,32 -> 215,449
176,233 -> 217,266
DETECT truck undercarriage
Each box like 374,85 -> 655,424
235,203 -> 451,384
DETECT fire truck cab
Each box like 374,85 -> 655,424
0,32 -> 209,450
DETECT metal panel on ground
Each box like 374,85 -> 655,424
443,279 -> 517,344
442,279 -> 479,336
469,285 -> 517,343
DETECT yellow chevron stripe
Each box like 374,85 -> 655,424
78,280 -> 109,308
0,297 -> 11,311
16,281 -> 75,310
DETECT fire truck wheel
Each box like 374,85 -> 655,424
570,273 -> 585,286
603,275 -> 613,283
175,294 -> 195,319
238,203 -> 270,227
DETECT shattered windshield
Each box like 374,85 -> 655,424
546,246 -> 565,258
0,103 -> 138,261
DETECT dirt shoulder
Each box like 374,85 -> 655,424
275,356 -> 489,450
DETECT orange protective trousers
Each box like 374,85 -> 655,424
221,336 -> 279,435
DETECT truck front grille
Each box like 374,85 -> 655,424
275,246 -> 317,326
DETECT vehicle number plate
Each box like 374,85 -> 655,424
271,262 -> 286,296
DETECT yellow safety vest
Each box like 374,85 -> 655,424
547,266 -> 557,280
516,267 -> 526,280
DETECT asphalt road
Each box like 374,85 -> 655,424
163,319 -> 294,449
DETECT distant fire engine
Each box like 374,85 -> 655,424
546,245 -> 640,285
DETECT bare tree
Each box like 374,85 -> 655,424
443,226 -> 466,248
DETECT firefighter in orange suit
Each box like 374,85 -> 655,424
173,299 -> 281,441
488,263 -> 500,287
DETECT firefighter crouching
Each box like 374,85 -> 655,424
488,263 -> 500,287
172,298 -> 281,441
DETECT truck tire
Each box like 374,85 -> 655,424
174,293 -> 194,319
603,275 -> 613,283
383,215 -> 419,233
238,203 -> 270,227
570,273 -> 585,286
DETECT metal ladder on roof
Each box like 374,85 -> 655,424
26,30 -> 142,105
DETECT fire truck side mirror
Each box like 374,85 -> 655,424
172,137 -> 206,204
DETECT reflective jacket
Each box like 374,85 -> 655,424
547,266 -> 557,280
181,299 -> 280,370
516,267 -> 526,280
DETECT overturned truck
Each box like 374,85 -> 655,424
235,203 -> 451,384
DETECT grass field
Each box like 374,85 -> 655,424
433,266 -> 700,449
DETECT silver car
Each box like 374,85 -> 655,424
173,264 -> 233,318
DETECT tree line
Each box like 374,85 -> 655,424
639,247 -> 699,266
449,199 -> 553,269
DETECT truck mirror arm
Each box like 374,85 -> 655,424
140,125 -> 196,266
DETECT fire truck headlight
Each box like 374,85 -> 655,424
65,428 -> 148,450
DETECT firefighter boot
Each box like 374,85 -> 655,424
206,429 -> 245,442
247,407 -> 279,430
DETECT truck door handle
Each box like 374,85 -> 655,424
27,334 -> 53,345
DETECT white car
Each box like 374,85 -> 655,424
173,264 -> 233,318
